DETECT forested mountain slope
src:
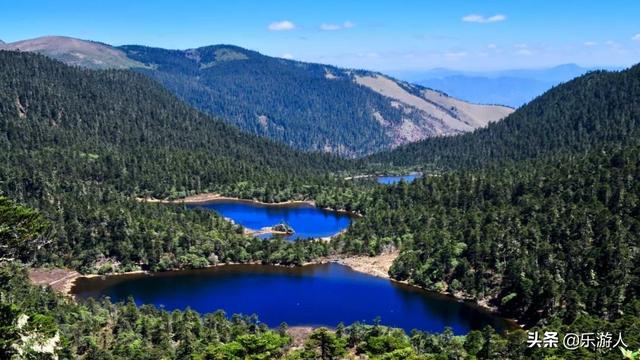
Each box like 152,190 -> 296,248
0,50 -> 347,195
0,51 -> 345,271
2,36 -> 513,156
119,44 -> 511,156
342,143 -> 640,327
369,64 -> 640,168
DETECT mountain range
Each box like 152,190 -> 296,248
0,36 -> 512,156
391,64 -> 600,107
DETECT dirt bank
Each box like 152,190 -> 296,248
28,268 -> 81,297
327,251 -> 399,279
287,326 -> 315,349
294,251 -> 398,280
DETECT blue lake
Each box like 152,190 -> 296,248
72,263 -> 513,334
189,200 -> 352,239
377,174 -> 422,185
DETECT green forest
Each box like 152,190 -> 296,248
2,49 -> 640,358
5,262 -> 530,359
0,50 -> 355,273
119,44 -> 422,156
2,194 -> 639,359
340,144 -> 640,324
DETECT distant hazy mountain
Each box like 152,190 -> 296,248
418,76 -> 553,108
1,36 -> 513,156
391,64 -> 596,107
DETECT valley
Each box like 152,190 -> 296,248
1,20 -> 640,359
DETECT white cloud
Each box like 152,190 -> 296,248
633,34 -> 640,42
487,43 -> 497,49
356,52 -> 380,58
268,20 -> 296,31
281,53 -> 294,60
320,21 -> 356,31
584,41 -> 598,47
462,14 -> 506,24
320,23 -> 341,31
512,43 -> 533,56
444,51 -> 468,59
516,49 -> 533,56
605,40 -> 622,49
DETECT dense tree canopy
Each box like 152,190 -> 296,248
0,196 -> 49,263
0,50 -> 350,198
340,143 -> 640,327
0,51 -> 350,273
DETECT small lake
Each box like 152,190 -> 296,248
377,174 -> 422,185
189,200 -> 352,239
72,264 -> 513,334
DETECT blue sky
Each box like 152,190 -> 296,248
1,0 -> 639,71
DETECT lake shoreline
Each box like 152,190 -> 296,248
305,254 -> 520,329
30,253 -> 401,298
34,251 -> 518,330
137,193 -> 363,218
344,171 -> 423,182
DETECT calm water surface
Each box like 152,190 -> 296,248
73,264 -> 512,334
377,174 -> 422,184
189,200 -> 352,239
